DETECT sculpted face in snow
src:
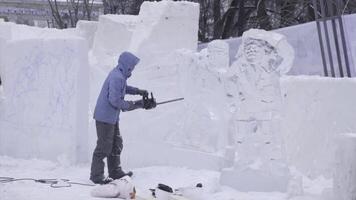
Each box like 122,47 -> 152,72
244,39 -> 265,63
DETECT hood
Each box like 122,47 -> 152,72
116,51 -> 140,78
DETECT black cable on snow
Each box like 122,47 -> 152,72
0,176 -> 95,188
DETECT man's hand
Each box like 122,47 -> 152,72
143,93 -> 156,110
137,89 -> 148,97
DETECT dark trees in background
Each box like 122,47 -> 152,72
201,0 -> 356,42
47,0 -> 95,29
49,0 -> 356,41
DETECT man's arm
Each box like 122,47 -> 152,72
108,79 -> 142,111
127,85 -> 148,97
126,85 -> 139,95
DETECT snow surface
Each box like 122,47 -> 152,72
0,156 -> 332,200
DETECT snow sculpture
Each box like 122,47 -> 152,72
221,29 -> 294,192
0,38 -> 89,163
129,0 -> 200,66
334,133 -> 356,200
176,40 -> 230,153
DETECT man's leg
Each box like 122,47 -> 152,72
90,121 -> 115,183
107,123 -> 126,179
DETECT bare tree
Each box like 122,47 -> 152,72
47,0 -> 95,28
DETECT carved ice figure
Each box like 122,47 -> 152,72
176,40 -> 230,153
221,29 -> 294,192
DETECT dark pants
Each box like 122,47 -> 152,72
90,121 -> 124,182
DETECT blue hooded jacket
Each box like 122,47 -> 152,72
94,52 -> 140,124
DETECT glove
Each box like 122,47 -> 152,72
125,99 -> 144,111
137,89 -> 148,97
143,97 -> 156,110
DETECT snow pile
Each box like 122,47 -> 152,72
0,38 -> 89,163
333,133 -> 356,200
280,76 -> 356,178
91,14 -> 137,71
129,0 -> 200,65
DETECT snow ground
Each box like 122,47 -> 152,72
0,156 -> 331,200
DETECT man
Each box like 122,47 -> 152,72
90,51 -> 156,184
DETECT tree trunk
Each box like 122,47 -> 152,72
221,0 -> 239,39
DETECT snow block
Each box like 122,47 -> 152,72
280,76 -> 356,177
92,14 -> 137,71
129,1 -> 199,65
0,22 -> 12,40
76,20 -> 98,49
0,37 -> 6,66
9,23 -> 79,40
333,133 -> 356,200
0,38 -> 89,163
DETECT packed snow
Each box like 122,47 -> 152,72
0,1 -> 356,200
0,156 -> 333,200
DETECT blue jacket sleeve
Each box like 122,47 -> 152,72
108,78 -> 131,110
126,85 -> 139,95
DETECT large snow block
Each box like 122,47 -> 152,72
0,38 -> 5,78
8,23 -> 79,40
76,20 -> 98,49
0,38 -> 89,163
92,14 -> 137,71
333,133 -> 356,200
280,76 -> 356,177
0,22 -> 12,40
129,1 -> 199,65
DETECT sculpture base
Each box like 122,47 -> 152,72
220,163 -> 289,192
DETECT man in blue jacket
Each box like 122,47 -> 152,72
90,51 -> 155,184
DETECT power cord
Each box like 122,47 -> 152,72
0,176 -> 95,188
